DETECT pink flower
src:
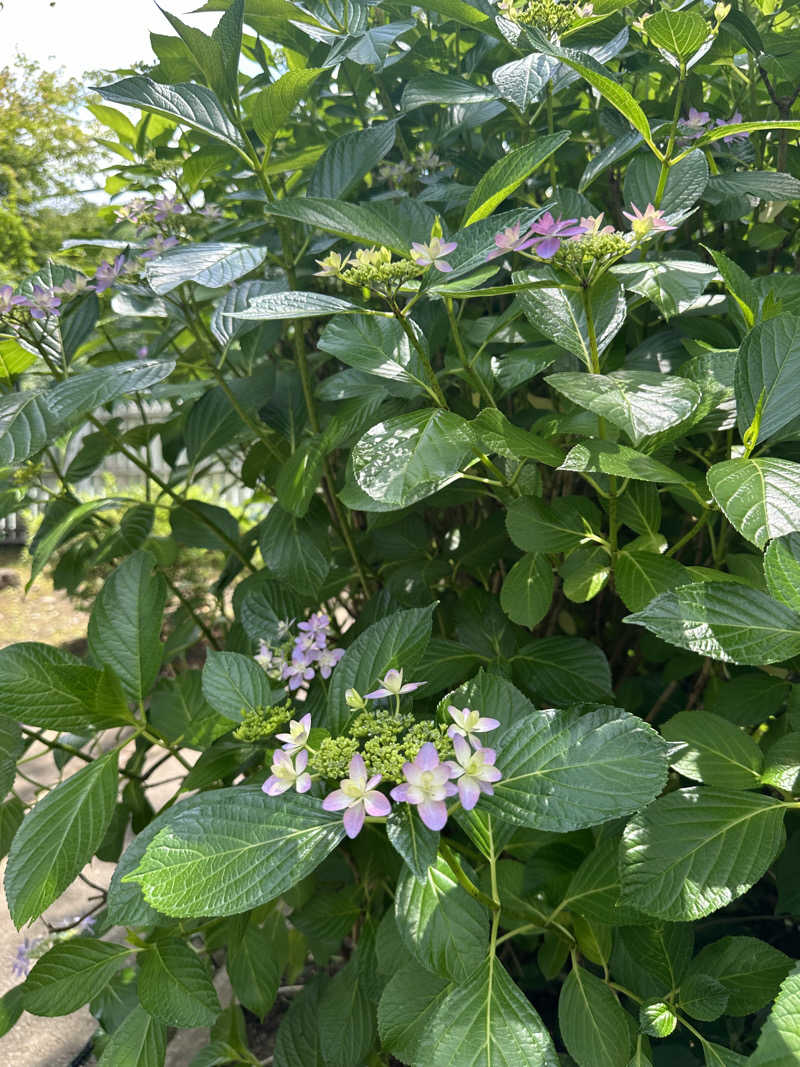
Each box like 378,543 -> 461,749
680,107 -> 711,139
486,222 -> 537,260
27,286 -> 61,319
579,213 -> 615,236
390,742 -> 457,831
622,202 -> 676,238
275,713 -> 312,754
410,237 -> 458,273
0,285 -> 27,314
298,611 -> 331,638
716,112 -> 749,144
527,213 -> 586,259
364,668 -> 426,700
447,735 -> 502,811
95,255 -> 127,294
446,705 -> 500,747
263,749 -> 312,796
322,753 -> 391,838
315,646 -> 344,680
281,652 -> 315,691
153,195 -> 184,221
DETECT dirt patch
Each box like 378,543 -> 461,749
0,547 -> 90,651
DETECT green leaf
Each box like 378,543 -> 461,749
88,551 -> 167,702
559,964 -> 636,1067
171,501 -> 239,552
661,710 -> 763,790
561,544 -> 611,602
394,0 -> 498,34
318,315 -> 429,394
352,408 -> 476,507
764,534 -> 800,613
139,939 -> 220,1027
462,133 -> 569,226
150,672 -> 233,749
707,458 -> 800,549
483,706 -> 668,831
440,671 -> 535,736
704,247 -> 757,326
227,926 -> 281,1019
620,787 -> 787,920
378,956 -> 558,1067
511,636 -> 613,705
625,582 -> 800,664
273,975 -> 326,1067
623,150 -> 708,221
506,495 -> 600,554
0,987 -> 24,1039
145,242 -> 267,294
232,290 -> 361,320
0,336 -> 36,379
643,9 -> 710,61
562,837 -> 647,926
327,605 -> 434,733
318,960 -> 376,1067
201,650 -> 278,722
619,923 -> 694,990
612,260 -> 716,319
259,198 -> 408,254
548,371 -> 702,447
96,1004 -> 168,1067
760,734 -> 800,793
96,76 -> 248,153
386,805 -> 439,882
500,552 -> 553,627
491,53 -> 559,111
252,67 -> 323,141
23,939 -> 131,1016
258,504 -> 330,597
5,752 -> 118,927
394,856 -> 488,981
47,359 -> 175,426
516,269 -> 626,368
682,120 -> 800,157
735,314 -> 800,444
748,962 -> 800,1067
309,121 -> 396,200
614,551 -> 694,612
562,439 -> 685,483
0,796 -> 24,859
402,72 -> 499,111
27,497 -> 120,590
676,973 -> 728,1021
472,409 -> 564,467
0,391 -> 57,465
686,936 -> 793,1016
126,788 -> 345,917
0,717 -> 23,798
707,170 -> 800,203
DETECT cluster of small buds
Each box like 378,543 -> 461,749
499,0 -> 593,35
552,217 -> 630,281
255,612 -> 344,694
233,701 -> 290,743
316,246 -> 424,290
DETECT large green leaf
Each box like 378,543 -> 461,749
471,409 -> 564,467
0,391 -> 57,465
23,939 -> 132,1017
96,76 -> 248,153
516,269 -> 626,368
500,552 -> 554,627
227,925 -> 281,1020
547,371 -> 702,447
612,260 -> 716,318
559,964 -> 636,1067
201,650 -> 279,722
352,408 -> 476,507
462,133 -> 569,226
252,67 -> 323,141
96,1004 -> 167,1067
561,836 -> 647,927
707,458 -> 800,549
145,243 -> 267,294
88,551 -> 167,702
735,314 -> 800,444
318,315 -> 430,395
402,72 -> 499,111
561,440 -> 685,483
686,936 -> 793,1016
327,605 -> 434,732
625,582 -> 800,664
258,504 -> 330,596
620,787 -> 787,920
273,975 -> 326,1067
0,717 -> 22,799
308,121 -> 396,200
614,551 -> 693,612
149,672 -> 232,749
511,637 -> 612,705
378,957 -> 558,1067
748,963 -> 800,1067
661,710 -> 764,790
0,642 -> 131,732
138,939 -> 221,1027
644,8 -> 710,61
483,706 -> 668,831
386,805 -> 439,883
394,856 -> 488,981
5,752 -> 118,927
764,534 -> 800,613
317,960 -> 376,1067
706,170 -> 800,203
0,336 -> 36,379
506,495 -> 600,553
232,290 -> 361,320
126,788 -> 345,917
47,359 -> 175,425
258,198 -> 408,253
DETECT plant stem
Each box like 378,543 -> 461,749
445,297 -> 498,409
653,62 -> 687,209
439,840 -> 499,912
545,82 -> 558,190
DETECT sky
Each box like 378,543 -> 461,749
0,0 -> 218,76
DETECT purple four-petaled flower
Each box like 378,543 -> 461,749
275,712 -> 312,754
263,749 -> 312,796
447,734 -> 502,810
527,213 -> 586,259
486,222 -> 538,260
365,668 -> 426,700
390,742 -> 458,831
410,237 -> 458,273
322,753 -> 391,838
446,705 -> 500,747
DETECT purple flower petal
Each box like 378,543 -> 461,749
534,236 -> 561,258
322,789 -> 351,812
296,773 -> 312,793
458,777 -> 482,810
364,790 -> 391,817
349,752 -> 367,780
415,742 -> 440,771
263,777 -> 291,796
390,783 -> 413,803
417,799 -> 449,831
343,803 -> 366,838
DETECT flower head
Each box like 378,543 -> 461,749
298,611 -> 331,640
95,255 -> 127,294
527,213 -> 586,259
446,705 -> 500,746
263,748 -> 312,796
153,195 -> 185,222
281,652 -> 315,691
57,276 -> 95,297
680,107 -> 711,139
141,235 -> 179,260
365,668 -> 426,700
487,222 -> 537,260
410,237 -> 457,273
316,646 -> 345,679
136,345 -> 149,359
622,202 -> 675,239
275,712 -> 312,754
0,285 -> 26,314
716,112 -> 749,143
201,203 -> 223,219
390,742 -> 457,830
575,2 -> 594,15
27,286 -> 61,319
314,251 -> 350,277
447,734 -> 502,810
579,213 -> 615,236
322,752 -> 391,838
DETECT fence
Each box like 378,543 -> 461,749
0,402 -> 253,546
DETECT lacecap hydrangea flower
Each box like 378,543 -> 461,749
322,753 -> 391,838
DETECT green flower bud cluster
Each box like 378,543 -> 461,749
233,701 -> 290,743
309,735 -> 360,781
499,0 -> 583,36
344,709 -> 453,783
552,232 -> 630,280
315,246 -> 421,291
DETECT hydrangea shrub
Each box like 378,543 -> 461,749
1,0 -> 800,1063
